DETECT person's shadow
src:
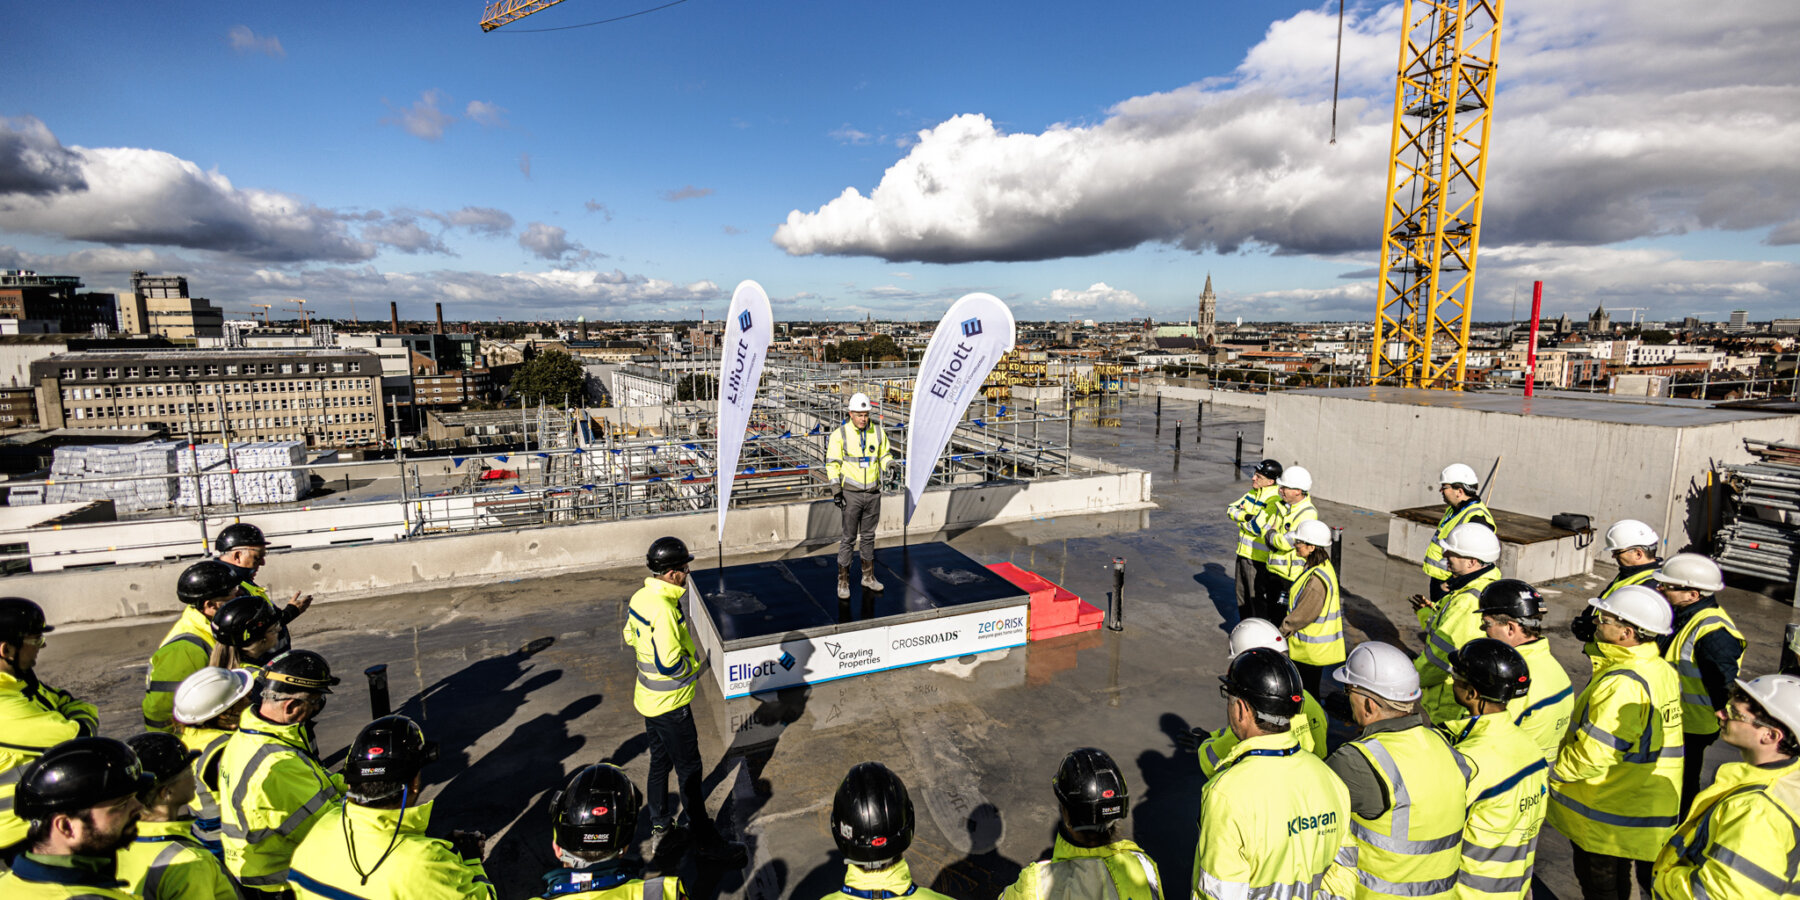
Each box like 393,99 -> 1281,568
1192,563 -> 1239,634
399,636 -> 564,790
928,803 -> 1019,900
1134,713 -> 1202,900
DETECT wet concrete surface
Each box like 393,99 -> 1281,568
39,395 -> 1795,900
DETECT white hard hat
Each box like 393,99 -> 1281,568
1277,466 -> 1312,493
1655,553 -> 1725,593
1290,519 -> 1332,548
1439,463 -> 1479,488
1228,617 -> 1288,659
1588,584 -> 1673,635
1604,519 -> 1660,554
847,392 -> 873,412
1736,674 -> 1800,740
173,667 -> 256,725
1441,522 -> 1501,564
1332,641 -> 1421,701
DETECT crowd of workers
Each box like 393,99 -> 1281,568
0,434 -> 1797,900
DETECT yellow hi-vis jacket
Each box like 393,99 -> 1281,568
1547,641 -> 1683,860
1421,502 -> 1496,583
539,861 -> 686,899
1199,689 -> 1329,778
179,726 -> 235,848
1417,567 -> 1502,725
1344,726 -> 1472,900
1664,602 -> 1744,738
826,420 -> 891,491
0,853 -> 141,900
1506,639 -> 1573,767
1652,759 -> 1800,900
1441,715 -> 1549,900
1195,730 -> 1354,900
116,818 -> 238,900
1261,497 -> 1318,582
289,799 -> 496,900
624,577 -> 703,717
219,712 -> 346,893
1288,562 -> 1347,666
1001,833 -> 1163,900
144,607 -> 217,731
1228,485 -> 1279,563
0,668 -> 98,847
821,859 -> 956,900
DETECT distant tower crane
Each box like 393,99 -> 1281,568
479,0 -> 570,31
1370,0 -> 1507,390
286,298 -> 311,329
252,304 -> 273,326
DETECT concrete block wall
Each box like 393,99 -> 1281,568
27,461 -> 1152,628
1156,384 -> 1270,411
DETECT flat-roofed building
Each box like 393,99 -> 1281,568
0,270 -> 118,334
116,272 -> 224,339
31,349 -> 385,448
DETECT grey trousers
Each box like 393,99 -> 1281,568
838,488 -> 880,567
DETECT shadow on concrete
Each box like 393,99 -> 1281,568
1133,712 -> 1201,900
937,482 -> 1027,543
399,636 -> 565,790
1192,563 -> 1239,634
927,802 -> 1020,900
1341,589 -> 1405,648
792,850 -> 849,900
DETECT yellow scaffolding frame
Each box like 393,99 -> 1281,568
1371,0 -> 1505,390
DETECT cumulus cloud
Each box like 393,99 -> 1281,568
660,185 -> 714,202
776,0 -> 1800,266
830,125 -> 872,145
583,200 -> 612,220
382,90 -> 454,141
466,100 -> 507,127
1027,282 -> 1149,317
228,26 -> 285,58
421,206 -> 514,237
518,222 -> 590,261
0,117 -> 373,262
362,215 -> 450,255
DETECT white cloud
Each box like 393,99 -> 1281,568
228,26 -> 285,58
518,152 -> 532,178
421,206 -> 514,237
518,222 -> 586,261
660,185 -> 714,202
1029,282 -> 1149,317
382,90 -> 454,141
830,125 -> 872,145
583,200 -> 612,220
776,0 -> 1800,273
362,215 -> 450,255
466,100 -> 507,127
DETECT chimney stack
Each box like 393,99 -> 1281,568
389,302 -> 400,333
435,303 -> 444,335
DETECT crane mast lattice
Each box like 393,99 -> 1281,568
1370,0 -> 1506,390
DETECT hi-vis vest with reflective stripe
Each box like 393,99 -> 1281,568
1422,503 -> 1495,583
1600,565 -> 1657,599
115,819 -> 238,900
180,727 -> 234,849
1347,727 -> 1472,900
1652,759 -> 1800,900
1228,485 -> 1279,562
1664,605 -> 1744,737
0,669 -> 97,848
1194,730 -> 1352,900
1199,690 -> 1330,778
1505,639 -> 1573,767
144,607 -> 217,731
542,870 -> 681,899
1546,643 -> 1683,861
1001,834 -> 1162,900
1443,715 -> 1548,900
1288,562 -> 1347,666
218,717 -> 345,893
1264,498 -> 1319,582
1417,569 -> 1501,724
827,421 -> 890,491
624,577 -> 703,717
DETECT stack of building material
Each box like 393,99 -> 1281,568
174,441 -> 308,508
32,442 -> 181,512
1716,439 -> 1800,586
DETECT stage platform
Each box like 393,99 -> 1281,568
686,542 -> 1031,698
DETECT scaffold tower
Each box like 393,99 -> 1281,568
1370,0 -> 1505,390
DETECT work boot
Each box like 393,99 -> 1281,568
860,565 -> 883,592
837,566 -> 851,600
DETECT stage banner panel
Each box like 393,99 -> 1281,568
715,279 -> 774,539
905,293 -> 1016,522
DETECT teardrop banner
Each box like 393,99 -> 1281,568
904,293 -> 1017,523
716,279 -> 774,539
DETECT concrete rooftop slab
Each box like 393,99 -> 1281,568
1292,386 -> 1788,427
34,394 -> 1795,900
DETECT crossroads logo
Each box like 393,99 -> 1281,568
960,317 -> 983,338
738,310 -> 753,331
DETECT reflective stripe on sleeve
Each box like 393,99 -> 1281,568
142,841 -> 188,899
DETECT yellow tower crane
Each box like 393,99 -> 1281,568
480,0 -> 570,31
252,304 -> 273,326
1369,0 -> 1506,390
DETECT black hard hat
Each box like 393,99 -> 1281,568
345,715 -> 438,786
178,560 -> 241,606
125,732 -> 200,784
646,536 -> 694,574
261,649 -> 340,694
1254,459 -> 1284,479
830,762 -> 914,865
1478,579 -> 1547,622
211,596 -> 281,649
1220,646 -> 1304,718
1052,748 -> 1129,831
0,596 -> 52,644
1449,638 -> 1532,703
549,764 -> 641,854
214,523 -> 268,554
16,737 -> 155,820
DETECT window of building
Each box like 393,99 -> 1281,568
280,364 -> 293,374
146,366 -> 162,378
125,367 -> 139,378
206,365 -> 220,376
225,365 -> 239,376
332,363 -> 345,373
60,368 -> 75,380
80,368 -> 97,379
261,364 -> 275,375
186,366 -> 200,377
103,367 -> 119,378
349,362 -> 362,372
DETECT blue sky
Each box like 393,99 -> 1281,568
4,0 -> 1797,323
